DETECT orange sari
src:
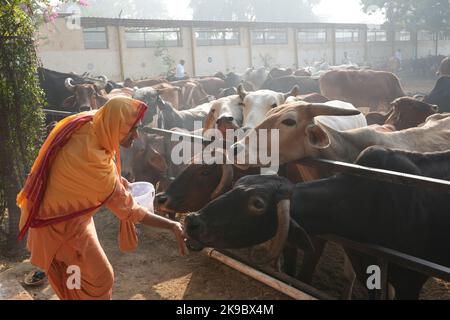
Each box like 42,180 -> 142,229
16,97 -> 147,299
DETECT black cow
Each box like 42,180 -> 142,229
186,146 -> 450,299
424,76 -> 450,113
38,67 -> 86,108
261,75 -> 320,94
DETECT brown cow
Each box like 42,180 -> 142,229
63,78 -> 108,112
319,70 -> 405,111
151,82 -> 182,110
365,97 -> 438,130
285,93 -> 330,104
170,80 -> 211,109
195,77 -> 227,97
436,57 -> 450,76
124,77 -> 168,88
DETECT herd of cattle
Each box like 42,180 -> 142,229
39,55 -> 450,299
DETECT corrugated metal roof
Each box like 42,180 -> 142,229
73,16 -> 367,29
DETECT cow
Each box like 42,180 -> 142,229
436,56 -> 450,77
150,82 -> 182,110
261,76 -> 321,95
237,85 -> 300,130
155,95 -> 212,131
62,77 -> 109,112
267,67 -> 293,79
319,70 -> 405,111
285,93 -> 330,104
424,76 -> 450,113
124,77 -> 168,88
365,97 -> 439,130
185,147 -> 450,299
195,77 -> 228,98
170,80 -> 212,109
233,104 -> 450,169
38,67 -> 87,108
203,95 -> 243,139
217,87 -> 238,98
293,68 -> 312,77
243,67 -> 269,90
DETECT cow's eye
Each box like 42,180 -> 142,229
282,118 -> 296,127
249,196 -> 266,214
272,103 -> 277,108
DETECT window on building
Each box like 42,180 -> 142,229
395,30 -> 411,41
418,30 -> 435,41
297,29 -> 327,43
195,29 -> 240,46
367,29 -> 387,42
336,28 -> 359,43
251,29 -> 288,45
125,28 -> 182,48
438,31 -> 450,41
83,27 -> 108,49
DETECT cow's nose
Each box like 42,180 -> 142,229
216,116 -> 234,125
79,105 -> 91,112
156,192 -> 168,205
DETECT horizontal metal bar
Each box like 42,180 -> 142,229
298,158 -> 450,194
43,109 -> 76,117
218,249 -> 334,300
143,127 -> 213,144
321,235 -> 450,283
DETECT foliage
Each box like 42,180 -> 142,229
189,0 -> 320,22
0,1 -> 86,253
154,42 -> 176,77
361,0 -> 450,33
259,53 -> 275,69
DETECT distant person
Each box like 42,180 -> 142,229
175,59 -> 187,80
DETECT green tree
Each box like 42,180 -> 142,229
0,1 -> 47,254
361,0 -> 450,33
190,0 -> 320,22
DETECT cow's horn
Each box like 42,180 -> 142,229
211,164 -> 234,200
95,77 -> 108,90
249,199 -> 291,265
64,78 -> 76,92
308,103 -> 361,118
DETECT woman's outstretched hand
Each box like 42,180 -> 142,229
172,222 -> 188,256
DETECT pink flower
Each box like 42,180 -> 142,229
78,0 -> 89,6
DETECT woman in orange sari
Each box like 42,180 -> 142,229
17,96 -> 186,300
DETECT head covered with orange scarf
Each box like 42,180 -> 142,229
17,97 -> 147,245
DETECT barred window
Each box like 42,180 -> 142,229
418,30 -> 435,41
125,28 -> 182,48
252,29 -> 288,45
336,28 -> 359,43
297,29 -> 327,43
83,27 -> 108,49
367,29 -> 387,42
195,29 -> 240,46
395,30 -> 411,41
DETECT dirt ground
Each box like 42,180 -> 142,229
1,75 -> 447,300
1,207 -> 450,300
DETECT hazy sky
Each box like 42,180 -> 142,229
165,0 -> 385,23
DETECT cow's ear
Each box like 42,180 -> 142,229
288,219 -> 315,253
147,148 -> 168,172
284,85 -> 300,100
62,96 -> 76,109
203,109 -> 216,132
305,124 -> 330,149
237,84 -> 248,101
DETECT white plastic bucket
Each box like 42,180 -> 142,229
129,182 -> 155,212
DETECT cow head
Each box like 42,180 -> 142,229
185,175 -> 314,264
230,101 -> 361,167
238,85 -> 300,129
386,97 -> 438,130
203,95 -> 243,140
63,77 -> 108,112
